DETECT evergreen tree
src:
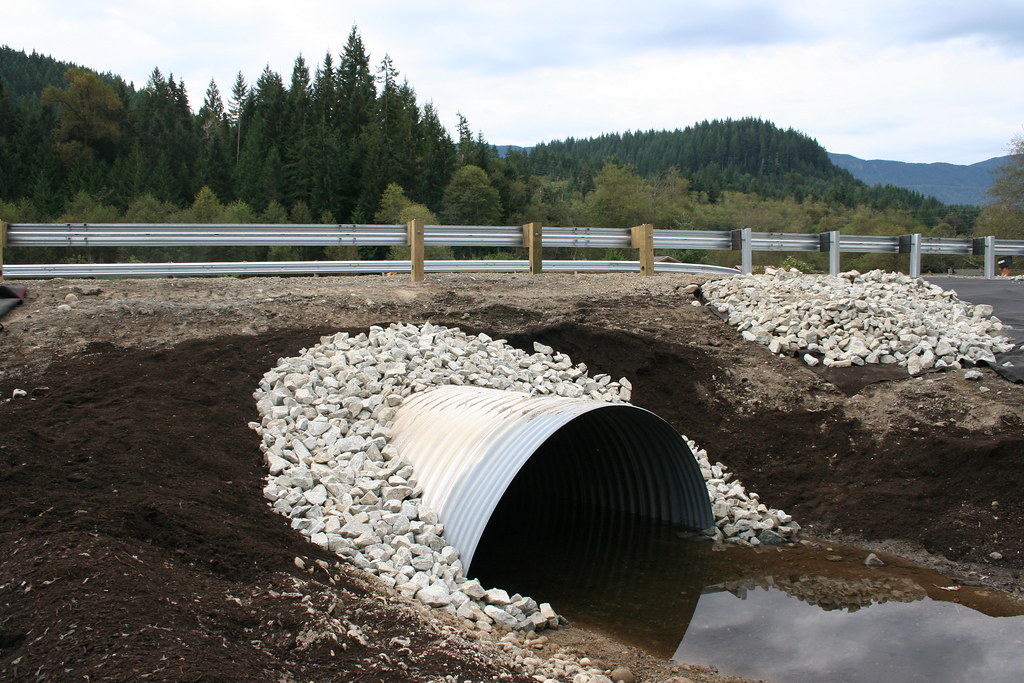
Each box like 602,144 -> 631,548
415,102 -> 456,209
235,66 -> 287,210
284,55 -> 314,208
227,72 -> 248,163
335,27 -> 377,220
197,79 -> 233,198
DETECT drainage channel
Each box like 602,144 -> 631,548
471,503 -> 1024,682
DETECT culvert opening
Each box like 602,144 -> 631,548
470,412 -> 714,617
390,386 -> 713,574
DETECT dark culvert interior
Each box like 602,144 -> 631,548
470,408 -> 714,656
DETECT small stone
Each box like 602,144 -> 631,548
539,602 -> 558,627
825,554 -> 843,562
989,551 -> 1004,561
483,605 -> 518,629
11,388 -> 28,399
864,553 -> 885,567
964,369 -> 983,380
461,578 -> 486,599
608,667 -> 637,683
416,582 -> 452,607
483,588 -> 512,606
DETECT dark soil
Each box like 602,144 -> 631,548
0,331 -> 533,681
1,272 -> 1022,681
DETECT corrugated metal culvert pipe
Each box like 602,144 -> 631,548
390,386 -> 714,571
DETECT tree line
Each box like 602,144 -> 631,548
2,32 -> 1013,273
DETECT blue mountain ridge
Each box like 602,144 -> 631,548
827,153 -> 1008,206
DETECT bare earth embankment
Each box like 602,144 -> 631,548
1,273 -> 1022,682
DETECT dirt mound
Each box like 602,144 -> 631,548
0,330 -> 532,681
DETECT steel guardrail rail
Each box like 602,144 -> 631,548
543,227 -> 634,249
653,229 -> 733,250
838,234 -> 902,253
995,239 -> 1024,256
750,232 -> 822,252
5,223 -> 409,247
1,259 -> 741,278
919,237 -> 974,255
422,225 -> 524,247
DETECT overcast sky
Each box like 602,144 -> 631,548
6,1 -> 1024,164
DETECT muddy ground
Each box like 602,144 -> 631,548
1,272 -> 1022,682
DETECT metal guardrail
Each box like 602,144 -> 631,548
653,229 -> 733,251
6,223 -> 409,247
0,221 -> 1019,280
1,259 -> 740,278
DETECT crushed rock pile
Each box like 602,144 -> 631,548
701,269 -> 1014,374
250,323 -> 792,646
685,438 -> 800,546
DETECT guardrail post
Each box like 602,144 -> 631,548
973,236 -> 996,279
407,219 -> 425,282
898,234 -> 922,278
523,222 -> 543,274
631,223 -> 654,276
730,228 -> 752,274
0,220 -> 7,281
818,230 -> 841,275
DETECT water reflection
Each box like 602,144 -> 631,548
709,574 -> 926,612
676,588 -> 1024,682
471,492 -> 1024,682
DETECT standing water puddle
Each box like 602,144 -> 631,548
472,505 -> 1024,682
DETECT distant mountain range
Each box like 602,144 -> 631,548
497,145 -> 1007,206
826,153 -> 1006,206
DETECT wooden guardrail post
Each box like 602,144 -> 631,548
523,222 -> 543,274
407,219 -> 425,282
631,223 -> 654,276
0,220 -> 7,281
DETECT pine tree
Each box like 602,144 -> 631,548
335,27 -> 377,221
197,79 -> 233,198
227,72 -> 248,163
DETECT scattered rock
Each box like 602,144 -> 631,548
608,666 -> 637,683
864,553 -> 886,567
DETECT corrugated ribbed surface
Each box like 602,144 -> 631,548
390,386 -> 713,571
